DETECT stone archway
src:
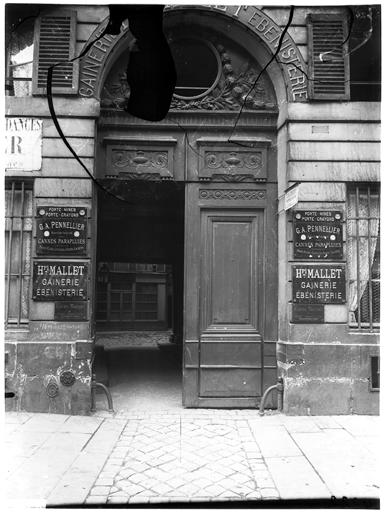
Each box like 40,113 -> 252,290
78,5 -> 308,104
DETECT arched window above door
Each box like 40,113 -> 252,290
100,27 -> 277,112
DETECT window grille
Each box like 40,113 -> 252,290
5,181 -> 33,328
347,184 -> 380,330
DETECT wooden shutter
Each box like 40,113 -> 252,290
307,14 -> 350,100
32,10 -> 79,95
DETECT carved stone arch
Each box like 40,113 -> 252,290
78,6 -> 308,104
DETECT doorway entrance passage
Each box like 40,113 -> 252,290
94,181 -> 185,412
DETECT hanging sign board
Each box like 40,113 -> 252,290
33,261 -> 88,301
5,117 -> 42,170
36,206 -> 87,256
293,265 -> 346,304
284,183 -> 300,210
292,303 -> 324,323
293,210 -> 343,259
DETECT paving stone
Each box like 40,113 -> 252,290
117,481 -> 146,495
107,496 -> 128,504
95,477 -> 114,486
265,455 -> 331,499
260,487 -> 280,498
89,486 -> 111,496
58,416 -> 103,434
249,424 -> 303,457
291,430 -> 380,498
85,496 -> 107,505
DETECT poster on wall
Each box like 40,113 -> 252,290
293,210 -> 343,259
292,265 -> 346,304
36,206 -> 88,256
5,117 -> 43,170
32,261 -> 88,301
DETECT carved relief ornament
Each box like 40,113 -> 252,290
198,147 -> 267,182
106,146 -> 174,180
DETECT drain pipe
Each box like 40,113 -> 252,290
90,372 -> 114,413
259,377 -> 284,416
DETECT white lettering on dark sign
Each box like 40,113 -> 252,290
33,261 -> 88,301
292,265 -> 346,304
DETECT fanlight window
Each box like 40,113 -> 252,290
169,38 -> 221,99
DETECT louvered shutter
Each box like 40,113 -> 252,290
307,14 -> 350,100
32,10 -> 79,95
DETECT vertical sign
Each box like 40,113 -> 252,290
5,117 -> 43,170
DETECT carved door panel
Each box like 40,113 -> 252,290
183,182 -> 278,408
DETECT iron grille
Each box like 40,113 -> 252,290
5,181 -> 33,328
347,184 -> 380,331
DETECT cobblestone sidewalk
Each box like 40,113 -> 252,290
5,411 -> 380,507
87,414 -> 276,505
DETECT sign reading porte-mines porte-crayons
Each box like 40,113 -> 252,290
33,262 -> 88,301
293,265 -> 346,304
36,206 -> 87,255
293,211 -> 343,260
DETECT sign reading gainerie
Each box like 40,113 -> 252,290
36,207 -> 87,255
5,117 -> 42,170
33,262 -> 88,301
293,211 -> 343,259
293,265 -> 346,304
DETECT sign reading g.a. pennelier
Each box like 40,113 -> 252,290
293,265 -> 346,304
5,117 -> 42,170
36,206 -> 88,255
33,262 -> 88,301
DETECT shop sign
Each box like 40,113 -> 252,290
293,265 -> 346,304
36,206 -> 87,256
284,183 -> 300,210
5,117 -> 42,170
54,302 -> 88,321
292,303 -> 324,323
33,261 -> 88,301
293,210 -> 343,259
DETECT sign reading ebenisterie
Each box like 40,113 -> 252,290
33,262 -> 88,301
292,265 -> 346,304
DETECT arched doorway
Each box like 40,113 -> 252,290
93,8 -> 280,410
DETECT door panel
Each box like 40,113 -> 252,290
183,182 -> 277,407
202,212 -> 261,331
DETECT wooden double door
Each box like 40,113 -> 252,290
97,123 -> 278,408
183,182 -> 278,408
